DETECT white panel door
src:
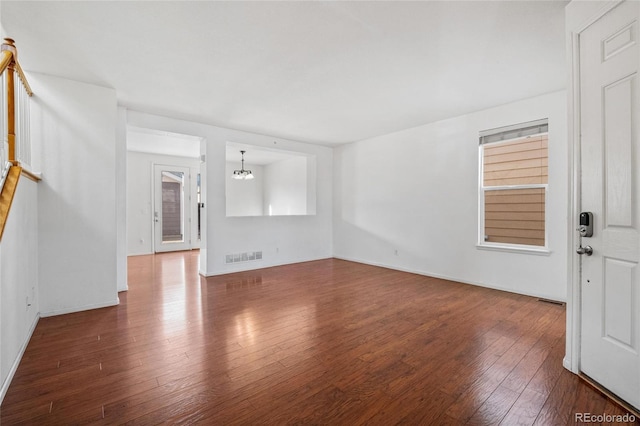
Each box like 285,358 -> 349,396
153,164 -> 192,253
579,0 -> 640,409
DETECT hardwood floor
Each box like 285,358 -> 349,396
1,252 -> 636,425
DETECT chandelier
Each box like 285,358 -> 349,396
232,150 -> 254,180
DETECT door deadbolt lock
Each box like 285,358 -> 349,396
579,212 -> 593,237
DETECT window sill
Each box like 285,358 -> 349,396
476,243 -> 551,256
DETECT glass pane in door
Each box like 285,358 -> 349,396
161,171 -> 184,243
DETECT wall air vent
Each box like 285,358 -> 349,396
225,251 -> 263,264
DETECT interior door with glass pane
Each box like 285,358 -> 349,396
154,164 -> 191,253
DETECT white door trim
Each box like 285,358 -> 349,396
565,0 -> 625,374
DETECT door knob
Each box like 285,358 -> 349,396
576,245 -> 593,256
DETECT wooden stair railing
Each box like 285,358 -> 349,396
0,38 -> 36,240
0,166 -> 21,239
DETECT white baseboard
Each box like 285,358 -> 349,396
40,298 -> 119,318
127,251 -> 153,257
333,255 -> 566,303
0,313 -> 40,404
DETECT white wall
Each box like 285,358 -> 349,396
334,90 -> 568,301
264,156 -> 307,216
127,110 -> 333,276
116,107 -> 128,291
31,73 -> 119,316
225,162 -> 264,216
0,176 -> 39,402
200,138 -> 208,274
127,151 -> 201,255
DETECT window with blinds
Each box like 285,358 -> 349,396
479,119 -> 548,248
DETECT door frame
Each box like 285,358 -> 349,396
565,0 -> 625,374
152,163 -> 192,253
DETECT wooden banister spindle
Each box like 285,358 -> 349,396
3,38 -> 17,166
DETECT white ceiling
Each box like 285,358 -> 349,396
1,1 -> 568,146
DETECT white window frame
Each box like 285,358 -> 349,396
477,121 -> 550,255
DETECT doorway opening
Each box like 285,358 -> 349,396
126,126 -> 203,255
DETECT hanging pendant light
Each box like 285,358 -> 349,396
232,150 -> 254,180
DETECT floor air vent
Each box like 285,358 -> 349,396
225,251 -> 263,264
537,298 -> 565,306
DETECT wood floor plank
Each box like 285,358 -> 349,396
465,384 -> 520,425
1,252 -> 634,424
532,365 -> 581,426
500,387 -> 550,426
